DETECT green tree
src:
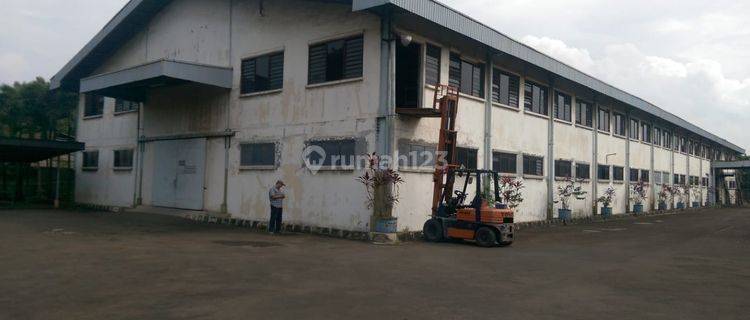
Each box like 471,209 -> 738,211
0,77 -> 77,139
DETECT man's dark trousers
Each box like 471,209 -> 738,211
269,206 -> 283,233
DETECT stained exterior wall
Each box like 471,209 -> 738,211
74,0 -> 738,232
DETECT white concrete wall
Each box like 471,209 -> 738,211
73,0 -> 740,232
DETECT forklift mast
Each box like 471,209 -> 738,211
431,85 -> 460,216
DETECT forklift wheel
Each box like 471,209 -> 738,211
475,227 -> 498,247
423,219 -> 444,242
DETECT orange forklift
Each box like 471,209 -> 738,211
422,85 -> 515,247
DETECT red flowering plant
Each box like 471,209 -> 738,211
629,181 -> 649,205
499,176 -> 525,209
356,153 -> 405,211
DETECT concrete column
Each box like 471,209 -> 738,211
670,133 -> 675,208
686,141 -> 691,204
650,124 -> 655,211
625,111 -> 631,212
547,76 -> 556,220
54,156 -> 61,209
377,10 -> 396,163
483,54 -> 493,171
591,95 -> 599,215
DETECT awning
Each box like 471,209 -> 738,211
80,59 -> 233,102
712,160 -> 750,170
0,138 -> 85,163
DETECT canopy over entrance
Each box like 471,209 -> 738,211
0,137 -> 84,163
80,59 -> 233,102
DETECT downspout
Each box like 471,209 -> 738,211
377,9 -> 395,160
650,124 -> 655,211
670,132 -> 675,208
547,75 -> 556,220
137,102 -> 145,206
483,52 -> 494,172
625,111 -> 631,212
591,93 -> 599,215
221,0 -> 234,214
134,103 -> 142,206
686,140 -> 690,205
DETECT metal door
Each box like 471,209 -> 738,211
152,138 -> 206,210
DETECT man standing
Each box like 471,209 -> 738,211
268,180 -> 286,234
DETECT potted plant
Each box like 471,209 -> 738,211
597,185 -> 616,217
357,153 -> 404,233
554,178 -> 587,221
674,185 -> 686,209
690,186 -> 701,208
499,176 -> 525,209
630,181 -> 648,214
658,185 -> 672,211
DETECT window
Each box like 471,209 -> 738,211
613,166 -> 624,181
523,155 -> 544,176
524,81 -> 548,115
240,143 -> 277,167
576,100 -> 594,127
400,142 -> 436,168
242,52 -> 284,94
629,119 -> 639,140
492,152 -> 517,174
84,94 -> 104,117
598,165 -> 610,180
553,91 -> 572,122
654,128 -> 662,146
663,172 -> 670,185
663,131 -> 672,149
492,69 -> 520,107
115,99 -> 139,113
679,174 -> 686,185
597,108 -> 610,132
690,176 -> 700,186
630,168 -> 639,182
555,160 -> 572,178
640,170 -> 650,183
456,147 -> 478,170
642,122 -> 652,143
673,174 -> 680,185
613,113 -> 626,136
729,180 -> 737,189
654,171 -> 662,184
576,163 -> 590,180
82,151 -> 99,170
449,53 -> 484,98
308,35 -> 363,85
113,149 -> 134,169
425,45 -> 441,86
702,177 -> 708,187
680,137 -> 687,153
306,139 -> 356,167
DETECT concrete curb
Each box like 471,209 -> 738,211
516,206 -> 715,230
185,214 -> 372,241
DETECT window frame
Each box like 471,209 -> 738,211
112,149 -> 134,170
524,80 -> 549,116
597,107 -> 610,132
307,34 -> 364,86
241,50 -> 285,95
553,90 -> 572,122
576,162 -> 591,180
424,44 -> 442,87
554,159 -> 573,178
305,139 -> 357,170
522,154 -> 544,177
597,164 -> 611,181
82,150 -> 100,171
491,68 -> 520,108
492,151 -> 518,175
84,94 -> 105,118
449,53 -> 485,98
612,166 -> 624,182
575,99 -> 594,128
613,112 -> 626,136
240,142 -> 278,170
455,147 -> 479,170
400,141 -> 437,169
114,99 -> 139,114
629,118 -> 640,140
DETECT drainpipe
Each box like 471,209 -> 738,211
136,102 -> 145,206
377,9 -> 396,161
591,94 -> 599,215
670,133 -> 675,208
686,141 -> 691,205
483,52 -> 494,172
650,124 -> 655,211
625,111 -> 631,212
547,76 -> 556,220
221,0 -> 234,215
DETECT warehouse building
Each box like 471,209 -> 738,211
51,0 -> 745,232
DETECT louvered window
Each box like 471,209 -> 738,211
576,100 -> 593,127
425,44 -> 441,86
553,91 -> 572,122
525,81 -> 549,116
492,69 -> 519,107
523,155 -> 544,176
449,53 -> 484,98
84,94 -> 104,117
241,52 -> 284,94
308,35 -> 363,85
613,113 -> 626,136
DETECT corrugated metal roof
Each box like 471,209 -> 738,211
353,0 -> 744,154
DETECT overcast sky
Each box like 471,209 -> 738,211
1,0 -> 748,152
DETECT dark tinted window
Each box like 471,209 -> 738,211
613,113 -> 626,136
597,108 -> 610,132
492,70 -> 520,107
242,52 -> 284,94
115,99 -> 139,113
524,81 -> 548,115
84,95 -> 104,117
308,36 -> 363,84
613,166 -> 624,181
456,147 -> 478,170
576,100 -> 593,127
449,53 -> 484,98
82,151 -> 99,169
553,91 -> 572,122
629,119 -> 639,140
576,163 -> 590,179
240,143 -> 276,167
307,139 -> 356,167
630,168 -> 639,182
555,160 -> 572,178
523,155 -> 544,176
641,170 -> 650,182
598,165 -> 611,180
113,149 -> 134,168
493,152 -> 517,174
425,45 -> 441,86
